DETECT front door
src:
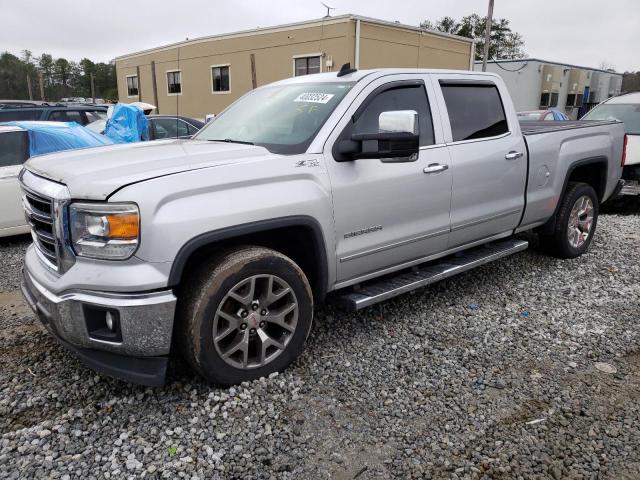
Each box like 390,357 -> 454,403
324,75 -> 452,284
0,130 -> 29,230
430,74 -> 527,248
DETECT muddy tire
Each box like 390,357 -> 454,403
177,246 -> 313,386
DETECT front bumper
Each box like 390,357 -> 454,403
21,268 -> 177,386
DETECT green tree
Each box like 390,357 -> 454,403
54,57 -> 71,98
622,72 -> 640,92
0,50 -> 118,101
421,14 -> 526,61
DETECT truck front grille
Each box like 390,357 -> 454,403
22,190 -> 59,269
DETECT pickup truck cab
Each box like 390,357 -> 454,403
19,68 -> 625,386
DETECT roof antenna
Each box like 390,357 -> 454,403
321,2 -> 335,17
337,62 -> 357,77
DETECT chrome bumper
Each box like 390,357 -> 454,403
21,268 -> 177,385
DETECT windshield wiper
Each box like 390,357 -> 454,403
208,138 -> 255,145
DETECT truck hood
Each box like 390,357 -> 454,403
25,139 -> 273,200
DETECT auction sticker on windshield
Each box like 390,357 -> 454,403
294,92 -> 335,104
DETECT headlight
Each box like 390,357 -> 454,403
69,203 -> 140,260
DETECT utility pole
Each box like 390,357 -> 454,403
90,73 -> 96,103
26,74 -> 33,100
38,72 -> 45,101
481,0 -> 495,72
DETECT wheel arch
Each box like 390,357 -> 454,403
537,156 -> 607,235
168,215 -> 329,301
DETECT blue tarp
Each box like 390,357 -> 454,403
2,121 -> 113,157
103,103 -> 149,143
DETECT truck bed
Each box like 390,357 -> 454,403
520,119 -> 620,135
518,118 -> 625,230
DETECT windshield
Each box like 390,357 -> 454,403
194,82 -> 354,154
582,103 -> 640,135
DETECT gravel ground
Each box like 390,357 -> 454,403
1,203 -> 639,479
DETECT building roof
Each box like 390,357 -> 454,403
474,58 -> 623,76
115,14 -> 474,62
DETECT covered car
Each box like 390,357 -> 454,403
103,103 -> 149,143
517,110 -> 570,121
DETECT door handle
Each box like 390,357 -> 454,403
423,163 -> 449,174
505,151 -> 524,160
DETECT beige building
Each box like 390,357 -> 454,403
114,14 -> 474,118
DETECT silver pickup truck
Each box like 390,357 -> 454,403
19,67 -> 625,386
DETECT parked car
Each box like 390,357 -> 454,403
0,121 -> 112,237
19,68 -> 625,386
87,115 -> 203,140
0,105 -> 107,125
0,100 -> 52,109
517,109 -> 570,121
581,92 -> 640,195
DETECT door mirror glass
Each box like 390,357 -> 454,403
378,110 -> 418,134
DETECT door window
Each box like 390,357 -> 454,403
152,118 -> 190,139
0,110 -> 41,121
343,84 -> 435,147
441,83 -> 508,142
48,110 -> 86,124
0,131 -> 29,167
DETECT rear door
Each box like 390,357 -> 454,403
430,74 -> 527,248
0,130 -> 29,230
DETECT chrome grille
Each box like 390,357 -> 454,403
22,189 -> 59,269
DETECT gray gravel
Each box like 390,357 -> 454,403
1,204 -> 640,479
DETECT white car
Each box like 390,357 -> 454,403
582,92 -> 640,195
0,125 -> 30,237
0,122 -> 112,237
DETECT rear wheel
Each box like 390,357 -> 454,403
177,246 -> 313,385
540,182 -> 599,258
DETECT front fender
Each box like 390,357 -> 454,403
109,155 -> 336,289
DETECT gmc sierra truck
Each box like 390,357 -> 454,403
19,67 -> 625,386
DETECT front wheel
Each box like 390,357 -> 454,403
177,246 -> 313,386
540,181 -> 599,259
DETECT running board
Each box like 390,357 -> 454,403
336,238 -> 529,311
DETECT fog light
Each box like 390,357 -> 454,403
105,312 -> 115,331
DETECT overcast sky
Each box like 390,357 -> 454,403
3,0 -> 639,71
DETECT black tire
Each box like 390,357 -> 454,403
177,246 -> 313,386
539,182 -> 599,259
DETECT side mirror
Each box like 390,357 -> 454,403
335,110 -> 420,162
379,110 -> 418,134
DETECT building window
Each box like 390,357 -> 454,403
126,75 -> 139,97
550,92 -> 559,108
167,70 -> 182,95
566,94 -> 576,107
211,65 -> 230,93
294,56 -> 321,76
540,92 -> 550,107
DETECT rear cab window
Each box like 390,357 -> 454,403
440,82 -> 509,142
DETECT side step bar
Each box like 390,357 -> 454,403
336,238 -> 529,311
